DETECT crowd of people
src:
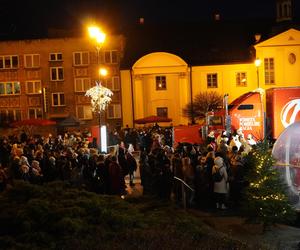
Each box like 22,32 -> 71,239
0,125 -> 256,210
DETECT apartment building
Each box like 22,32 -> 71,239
0,35 -> 124,133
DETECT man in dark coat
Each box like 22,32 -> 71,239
108,156 -> 125,195
126,150 -> 137,186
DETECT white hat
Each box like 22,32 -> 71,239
214,156 -> 223,167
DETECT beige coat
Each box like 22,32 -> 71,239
212,165 -> 228,194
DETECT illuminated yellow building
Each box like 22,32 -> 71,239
120,28 -> 300,127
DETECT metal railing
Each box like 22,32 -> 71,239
173,176 -> 195,210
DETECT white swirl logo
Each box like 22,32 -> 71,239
280,99 -> 300,128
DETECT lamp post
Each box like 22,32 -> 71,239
255,58 -> 261,88
85,83 -> 113,153
87,26 -> 110,153
254,58 -> 266,140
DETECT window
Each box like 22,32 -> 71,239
237,104 -> 254,110
26,80 -> 41,94
76,105 -> 93,120
49,53 -> 63,61
207,73 -> 218,88
103,76 -> 120,90
208,116 -> 223,126
74,78 -> 91,92
52,92 -> 65,106
236,72 -> 247,87
29,108 -> 42,119
156,76 -> 166,90
0,82 -> 20,95
157,107 -> 168,118
0,55 -> 18,69
104,50 -> 118,64
112,92 -> 120,102
107,104 -> 121,119
0,109 -> 21,125
50,67 -> 64,81
264,58 -> 275,84
24,54 -> 40,68
73,52 -> 89,66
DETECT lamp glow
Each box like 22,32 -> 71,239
99,68 -> 108,77
101,125 -> 107,153
255,58 -> 261,67
88,26 -> 106,45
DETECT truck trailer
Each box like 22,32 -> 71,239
204,87 -> 300,142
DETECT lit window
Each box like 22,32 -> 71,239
0,55 -> 19,69
236,72 -> 247,87
207,73 -> 218,88
50,67 -> 64,81
26,81 -> 41,94
24,54 -> 40,68
73,52 -> 89,66
52,92 -> 65,106
156,76 -> 166,90
107,104 -> 121,119
76,105 -> 93,120
0,82 -> 20,95
29,108 -> 42,119
157,107 -> 168,118
49,53 -> 63,61
264,58 -> 275,85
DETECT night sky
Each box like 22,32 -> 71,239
0,0 -> 298,39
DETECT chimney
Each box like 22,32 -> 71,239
255,33 -> 261,43
139,17 -> 145,25
214,13 -> 221,21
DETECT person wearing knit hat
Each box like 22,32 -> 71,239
212,156 -> 229,209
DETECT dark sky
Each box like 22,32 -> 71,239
0,0 -> 298,39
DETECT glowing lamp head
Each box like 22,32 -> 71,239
88,26 -> 106,44
96,33 -> 106,44
99,68 -> 108,77
255,58 -> 261,67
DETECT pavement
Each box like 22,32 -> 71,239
124,151 -> 143,197
123,152 -> 300,250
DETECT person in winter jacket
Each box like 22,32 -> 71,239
126,147 -> 137,186
212,156 -> 228,209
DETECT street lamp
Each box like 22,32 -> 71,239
99,67 -> 108,78
254,58 -> 266,140
255,58 -> 261,88
88,26 -> 106,64
87,25 -> 110,153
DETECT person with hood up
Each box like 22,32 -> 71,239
212,156 -> 228,209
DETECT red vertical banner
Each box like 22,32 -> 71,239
90,125 -> 100,144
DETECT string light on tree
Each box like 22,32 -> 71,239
242,141 -> 296,231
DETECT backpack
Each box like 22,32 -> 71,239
212,166 -> 223,182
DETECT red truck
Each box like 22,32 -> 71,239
173,87 -> 300,144
266,87 -> 300,140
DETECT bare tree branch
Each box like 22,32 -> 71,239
183,91 -> 223,123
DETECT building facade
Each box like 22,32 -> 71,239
0,36 -> 124,133
120,28 -> 300,127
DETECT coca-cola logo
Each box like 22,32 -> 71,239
280,99 -> 300,128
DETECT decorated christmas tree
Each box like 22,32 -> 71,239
242,142 -> 296,231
